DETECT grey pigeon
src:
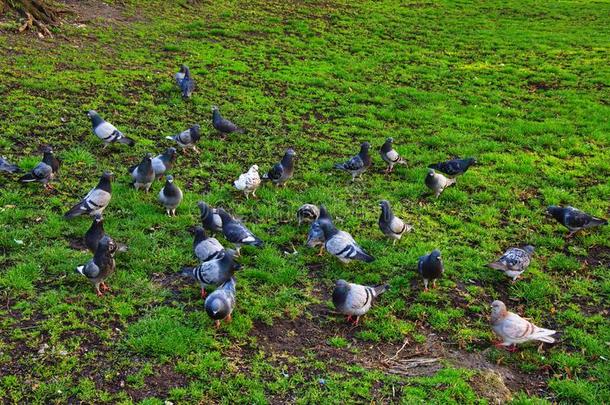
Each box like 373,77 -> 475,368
262,148 -> 296,187
158,175 -> 183,216
87,110 -> 134,148
180,66 -> 195,98
546,205 -> 607,237
297,204 -> 320,225
332,279 -> 389,325
166,125 -> 201,153
205,277 -> 236,328
212,105 -> 245,135
198,201 -> 223,233
85,214 -> 105,253
65,171 -> 113,219
75,235 -> 117,296
378,200 -> 412,245
491,300 -> 556,352
488,245 -> 535,282
418,249 -> 444,291
425,168 -> 456,198
128,153 -> 155,192
0,156 -> 21,173
175,64 -> 187,86
306,220 -> 326,256
379,138 -> 406,173
192,226 -> 225,262
151,147 -> 177,179
180,248 -> 241,299
318,210 -> 374,264
18,146 -> 60,190
217,208 -> 264,254
334,142 -> 372,181
429,157 -> 476,178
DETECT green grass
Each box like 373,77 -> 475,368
1,0 -> 609,403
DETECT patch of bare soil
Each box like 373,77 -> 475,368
60,0 -> 141,25
583,245 -> 610,268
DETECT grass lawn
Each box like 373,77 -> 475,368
0,0 -> 609,403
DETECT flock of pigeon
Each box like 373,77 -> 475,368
1,64 -> 608,349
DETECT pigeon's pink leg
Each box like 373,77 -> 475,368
214,320 -> 221,329
200,288 -> 207,299
346,315 -> 352,323
506,345 -> 519,353
226,314 -> 232,323
353,316 -> 360,326
318,246 -> 324,256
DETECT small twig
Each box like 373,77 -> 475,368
386,336 -> 410,362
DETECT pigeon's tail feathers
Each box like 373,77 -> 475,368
447,177 -> 457,187
64,202 -> 85,219
165,135 -> 176,142
251,237 -> 264,247
532,327 -> 556,343
373,283 -> 389,296
118,136 -> 135,146
180,267 -> 195,278
428,163 -> 440,171
235,128 -> 245,134
355,251 -> 375,263
18,173 -> 37,182
333,163 -> 345,171
261,173 -> 270,181
488,262 -> 506,271
591,217 -> 608,227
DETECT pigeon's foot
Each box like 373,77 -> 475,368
226,314 -> 232,323
506,345 -> 519,353
352,316 -> 360,326
214,320 -> 221,329
317,246 -> 324,256
200,289 -> 207,299
100,282 -> 111,292
346,315 -> 352,323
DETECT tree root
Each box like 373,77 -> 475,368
2,0 -> 61,38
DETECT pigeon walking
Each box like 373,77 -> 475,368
334,142 -> 371,181
488,246 -> 535,282
198,201 -> 223,233
379,138 -> 406,173
85,214 -> 105,253
297,204 -> 320,225
425,169 -> 456,198
0,157 -> 21,173
65,171 -> 113,219
158,175 -> 183,216
234,165 -> 261,199
175,64 -> 187,86
262,149 -> 296,187
180,66 -> 195,98
546,206 -> 608,237
217,209 -> 264,254
181,249 -> 241,299
87,110 -> 134,148
18,146 -> 60,190
152,147 -> 177,179
128,153 -> 155,192
491,300 -> 556,352
192,226 -> 225,262
318,212 -> 374,264
205,278 -> 236,328
429,157 -> 476,178
332,280 -> 389,325
75,236 -> 117,296
418,249 -> 444,291
212,105 -> 245,135
166,125 -> 201,154
378,200 -> 412,245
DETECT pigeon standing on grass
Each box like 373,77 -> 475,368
262,148 -> 296,187
75,236 -> 117,296
152,147 -> 177,179
488,245 -> 535,282
212,105 -> 244,135
318,211 -> 374,264
128,153 -> 155,192
198,201 -> 223,233
192,226 -> 225,262
65,171 -> 113,219
234,165 -> 261,199
546,206 -> 608,237
158,175 -> 183,216
180,249 -> 241,299
175,64 -> 187,86
334,142 -> 372,181
166,125 -> 201,153
87,110 -> 135,148
180,66 -> 195,98
418,249 -> 444,291
428,157 -> 476,179
297,204 -> 320,225
85,214 -> 105,253
491,300 -> 556,352
0,157 -> 21,173
379,138 -> 406,173
425,168 -> 456,198
18,146 -> 60,190
332,280 -> 389,325
217,208 -> 264,254
205,278 -> 236,328
378,200 -> 412,245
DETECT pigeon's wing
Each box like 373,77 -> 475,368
499,313 -> 534,342
267,163 -> 283,181
32,162 -> 53,180
176,129 -> 193,145
346,284 -> 373,311
218,118 -> 239,133
385,149 -> 401,163
94,122 -> 121,141
224,222 -> 252,243
502,248 -> 529,271
79,261 -> 101,279
82,188 -> 111,211
390,216 -> 406,234
565,208 -> 597,229
341,155 -> 364,171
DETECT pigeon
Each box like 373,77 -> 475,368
217,208 -> 264,254
429,157 -> 476,178
65,171 -> 113,219
546,206 -> 608,237
180,66 -> 195,98
180,249 -> 241,299
192,226 -> 225,262
85,214 -> 105,253
491,300 -> 556,352
18,146 -> 60,190
212,105 -> 245,135
378,200 -> 412,245
297,204 -> 320,225
87,110 -> 134,148
128,153 -> 155,192
198,201 -> 223,233
0,156 -> 21,173
75,235 -> 117,296
332,280 -> 389,325
318,213 -> 374,264
306,220 -> 326,256
425,168 -> 456,198
262,149 -> 296,187
151,147 -> 177,179
165,125 -> 201,153
379,138 -> 406,173
334,142 -> 372,181
158,175 -> 183,216
488,245 -> 535,282
175,64 -> 187,86
205,278 -> 236,328
233,165 -> 261,199
418,249 -> 444,291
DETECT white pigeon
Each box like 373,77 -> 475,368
491,300 -> 556,352
233,165 -> 261,199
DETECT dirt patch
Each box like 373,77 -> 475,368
583,245 -> 610,268
61,0 -> 141,25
